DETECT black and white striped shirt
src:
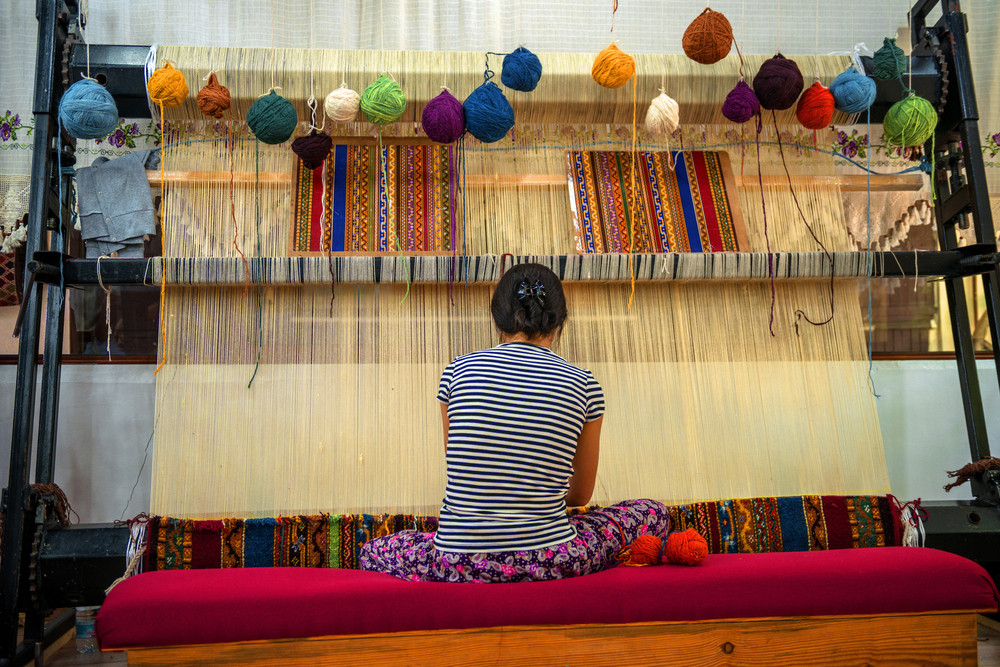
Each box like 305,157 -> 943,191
434,342 -> 605,552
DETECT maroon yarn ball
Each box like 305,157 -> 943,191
753,54 -> 804,111
422,89 -> 465,144
291,130 -> 333,170
722,80 -> 760,123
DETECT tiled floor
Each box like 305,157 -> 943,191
34,616 -> 1000,665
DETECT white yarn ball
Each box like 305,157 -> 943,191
324,84 -> 361,123
644,90 -> 680,137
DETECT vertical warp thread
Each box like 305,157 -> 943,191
865,108 -> 880,396
154,101 -> 168,375
248,141 -> 263,389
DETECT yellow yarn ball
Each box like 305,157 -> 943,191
147,62 -> 189,108
592,43 -> 635,89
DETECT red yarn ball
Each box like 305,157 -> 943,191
796,81 -> 835,130
753,53 -> 804,111
663,529 -> 708,566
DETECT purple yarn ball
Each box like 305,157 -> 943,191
722,80 -> 760,123
291,131 -> 333,169
753,54 -> 804,111
422,89 -> 465,144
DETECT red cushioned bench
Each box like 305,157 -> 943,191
97,547 -> 998,666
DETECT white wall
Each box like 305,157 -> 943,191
2,360 -> 996,522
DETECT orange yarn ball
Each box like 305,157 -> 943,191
147,62 -> 188,108
619,534 -> 664,566
664,529 -> 708,566
197,72 -> 231,119
796,81 -> 835,130
682,8 -> 733,65
592,43 -> 636,89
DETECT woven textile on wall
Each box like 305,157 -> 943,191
143,495 -> 901,571
569,150 -> 746,254
291,143 -> 455,254
0,251 -> 21,307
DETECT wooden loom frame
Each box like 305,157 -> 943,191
116,611 -> 984,666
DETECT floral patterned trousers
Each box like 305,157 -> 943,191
360,499 -> 670,583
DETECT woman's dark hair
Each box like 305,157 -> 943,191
490,263 -> 567,338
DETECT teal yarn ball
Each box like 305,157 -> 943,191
58,79 -> 119,140
360,74 -> 407,125
872,37 -> 906,81
501,47 -> 543,92
883,94 -> 937,147
463,81 -> 515,143
246,91 -> 298,144
829,68 -> 876,114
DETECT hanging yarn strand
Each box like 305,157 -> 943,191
147,60 -> 188,376
770,110 -> 836,332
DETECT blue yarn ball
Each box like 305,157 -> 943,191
829,68 -> 877,114
501,47 -> 543,92
463,82 -> 515,143
246,91 -> 298,145
58,79 -> 119,140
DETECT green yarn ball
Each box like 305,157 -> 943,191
360,74 -> 407,125
872,37 -> 906,81
246,91 -> 298,144
883,94 -> 937,147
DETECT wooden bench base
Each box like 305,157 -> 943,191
118,611 -> 979,666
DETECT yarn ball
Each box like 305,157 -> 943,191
147,62 -> 188,108
663,529 -> 708,566
682,8 -> 733,65
753,54 -> 804,111
501,46 -> 543,92
721,80 -> 760,124
58,79 -> 119,140
796,81 -> 835,130
619,534 -> 664,566
872,37 -> 907,81
324,84 -> 361,123
291,130 -> 333,169
463,81 -> 515,143
196,72 -> 231,119
829,67 -> 877,114
246,91 -> 298,145
591,43 -> 635,89
644,91 -> 680,137
360,74 -> 407,125
422,89 -> 465,144
883,94 -> 937,147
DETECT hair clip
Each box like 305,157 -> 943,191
516,280 -> 546,306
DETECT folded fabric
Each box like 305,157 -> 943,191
77,150 -> 160,258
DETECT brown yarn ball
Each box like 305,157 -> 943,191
682,8 -> 733,65
196,72 -> 231,119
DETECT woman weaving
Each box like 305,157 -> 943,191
362,263 -> 670,582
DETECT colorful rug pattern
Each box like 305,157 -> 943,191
292,144 -> 454,254
144,495 -> 900,571
569,150 -> 740,254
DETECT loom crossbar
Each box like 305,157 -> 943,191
26,250 -> 1000,288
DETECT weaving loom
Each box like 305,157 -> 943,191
5,0 -> 1000,663
147,47 -> 890,519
